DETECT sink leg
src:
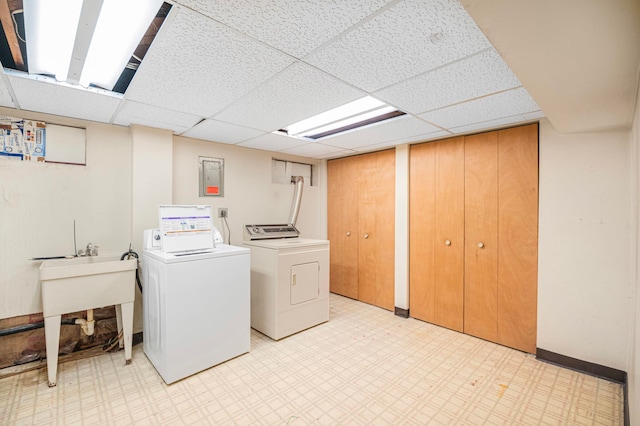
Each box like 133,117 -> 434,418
120,302 -> 134,364
44,315 -> 61,387
115,304 -> 124,350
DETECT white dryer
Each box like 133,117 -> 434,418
243,237 -> 329,340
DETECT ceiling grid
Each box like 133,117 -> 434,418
3,0 -> 634,158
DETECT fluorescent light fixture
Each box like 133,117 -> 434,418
24,0 -> 163,91
24,0 -> 83,82
278,96 -> 406,141
81,0 -> 163,89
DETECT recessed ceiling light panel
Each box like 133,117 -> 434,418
276,96 -> 405,141
21,0 -> 167,92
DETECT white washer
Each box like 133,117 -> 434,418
142,245 -> 250,384
243,238 -> 329,340
141,205 -> 251,384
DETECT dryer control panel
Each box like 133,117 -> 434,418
244,224 -> 300,240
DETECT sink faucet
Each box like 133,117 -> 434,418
78,243 -> 98,257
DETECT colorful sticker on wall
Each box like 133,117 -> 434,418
0,116 -> 46,162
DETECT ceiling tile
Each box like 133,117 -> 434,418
356,129 -> 452,151
305,0 -> 492,92
351,141 -> 401,153
280,142 -> 354,159
182,119 -> 265,144
313,149 -> 359,160
174,0 -> 393,58
124,6 -> 295,117
7,74 -> 121,123
237,132 -> 308,152
419,87 -> 541,130
448,116 -> 530,134
352,129 -> 451,152
319,115 -> 442,150
113,100 -> 202,133
374,49 -> 522,114
214,62 -> 366,132
523,111 -> 545,120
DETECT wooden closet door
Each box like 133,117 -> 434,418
433,138 -> 465,331
409,138 -> 464,331
464,132 -> 499,342
327,157 -> 359,299
497,123 -> 539,353
374,149 -> 395,310
328,158 -> 345,295
358,150 -> 395,310
409,143 -> 437,322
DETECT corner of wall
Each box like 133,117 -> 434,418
627,74 -> 640,426
130,125 -> 174,333
395,145 -> 410,310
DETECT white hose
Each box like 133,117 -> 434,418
288,176 -> 304,226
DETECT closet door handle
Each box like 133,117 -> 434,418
477,242 -> 485,248
346,231 -> 351,237
364,233 -> 369,239
444,239 -> 451,246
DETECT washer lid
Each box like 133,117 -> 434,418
144,244 -> 249,263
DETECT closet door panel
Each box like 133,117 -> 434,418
464,132 -> 499,342
434,137 -> 465,332
327,159 -> 344,296
375,149 -> 396,311
357,150 -> 395,310
409,143 -> 437,322
342,156 -> 360,299
497,124 -> 539,353
328,157 -> 360,299
358,152 -> 379,307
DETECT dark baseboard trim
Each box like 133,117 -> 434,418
394,307 -> 409,318
624,380 -> 629,426
536,348 -> 625,382
133,331 -> 143,346
536,348 -> 629,426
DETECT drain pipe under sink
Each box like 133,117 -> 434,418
75,309 -> 95,336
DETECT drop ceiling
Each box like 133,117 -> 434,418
0,0 -> 638,159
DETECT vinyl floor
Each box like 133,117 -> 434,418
0,294 -> 624,425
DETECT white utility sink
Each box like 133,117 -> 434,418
40,255 -> 137,387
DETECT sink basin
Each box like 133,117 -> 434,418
40,256 -> 136,316
39,255 -> 137,386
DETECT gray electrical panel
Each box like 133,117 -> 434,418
199,156 -> 224,197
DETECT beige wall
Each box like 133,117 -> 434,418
537,118 -> 632,370
0,109 -> 132,319
172,136 -> 326,245
394,145 -> 410,310
129,125 -> 174,332
0,109 -> 326,331
131,126 -> 174,252
629,84 -> 640,424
